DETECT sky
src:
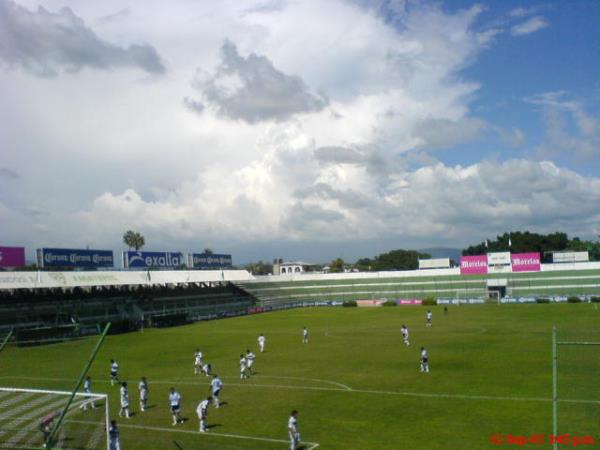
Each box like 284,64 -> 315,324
1,0 -> 600,264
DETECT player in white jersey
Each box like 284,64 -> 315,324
302,326 -> 308,344
138,377 -> 149,412
420,347 -> 430,373
400,325 -> 410,346
288,410 -> 300,450
426,310 -> 432,327
119,382 -> 130,418
258,334 -> 266,352
81,376 -> 95,410
169,387 -> 182,425
239,354 -> 249,379
246,350 -> 256,374
109,420 -> 120,450
196,396 -> 212,433
110,360 -> 119,386
194,349 -> 203,375
210,375 -> 223,408
201,362 -> 211,377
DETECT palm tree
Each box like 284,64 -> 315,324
123,230 -> 145,251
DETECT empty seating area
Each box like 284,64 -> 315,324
0,282 -> 256,335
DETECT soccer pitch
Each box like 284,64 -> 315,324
1,304 -> 598,449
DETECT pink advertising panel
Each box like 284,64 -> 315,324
511,252 -> 541,272
397,299 -> 423,305
460,255 -> 488,275
0,246 -> 26,268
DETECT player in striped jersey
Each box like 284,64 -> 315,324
239,354 -> 249,379
288,410 -> 300,450
401,325 -> 410,347
194,349 -> 203,375
196,396 -> 212,432
210,375 -> 223,408
139,377 -> 149,412
420,347 -> 430,373
246,349 -> 256,374
109,420 -> 120,450
110,360 -> 119,386
169,387 -> 182,425
81,375 -> 95,410
119,382 -> 130,418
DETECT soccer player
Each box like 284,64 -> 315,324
81,376 -> 95,410
288,410 -> 300,450
139,377 -> 149,412
258,333 -> 266,352
119,382 -> 130,419
210,375 -> 223,408
239,354 -> 249,379
110,360 -> 119,386
426,310 -> 432,327
169,387 -> 182,425
400,325 -> 410,347
302,326 -> 308,344
246,349 -> 256,374
109,420 -> 120,450
194,349 -> 203,375
196,396 -> 212,433
39,410 -> 59,443
420,347 -> 430,373
201,362 -> 212,377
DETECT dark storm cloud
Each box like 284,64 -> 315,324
0,0 -> 165,77
188,40 -> 327,123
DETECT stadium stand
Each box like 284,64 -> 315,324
0,270 -> 258,342
236,266 -> 600,306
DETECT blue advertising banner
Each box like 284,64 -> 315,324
123,251 -> 185,269
187,253 -> 233,269
37,248 -> 114,268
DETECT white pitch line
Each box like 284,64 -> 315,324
221,375 -> 352,391
66,419 -> 320,448
2,375 -> 599,405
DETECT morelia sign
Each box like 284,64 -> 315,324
511,252 -> 541,272
459,255 -> 488,274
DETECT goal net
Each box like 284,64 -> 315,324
553,328 -> 600,449
0,387 -> 108,450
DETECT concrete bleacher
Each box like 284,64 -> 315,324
236,265 -> 600,306
0,270 -> 257,335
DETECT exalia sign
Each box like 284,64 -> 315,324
123,251 -> 184,269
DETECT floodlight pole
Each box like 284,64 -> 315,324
552,326 -> 558,450
0,328 -> 14,354
45,322 -> 111,449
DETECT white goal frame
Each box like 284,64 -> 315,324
0,386 -> 109,450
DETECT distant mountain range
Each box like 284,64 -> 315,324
418,247 -> 462,261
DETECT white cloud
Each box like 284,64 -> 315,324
0,0 -> 596,261
511,16 -> 549,36
528,91 -> 600,162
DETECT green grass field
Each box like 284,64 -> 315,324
1,304 -> 599,449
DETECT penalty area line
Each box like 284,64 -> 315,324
2,375 -> 599,406
66,419 -> 319,448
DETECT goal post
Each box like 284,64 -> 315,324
552,326 -> 600,450
0,387 -> 109,450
